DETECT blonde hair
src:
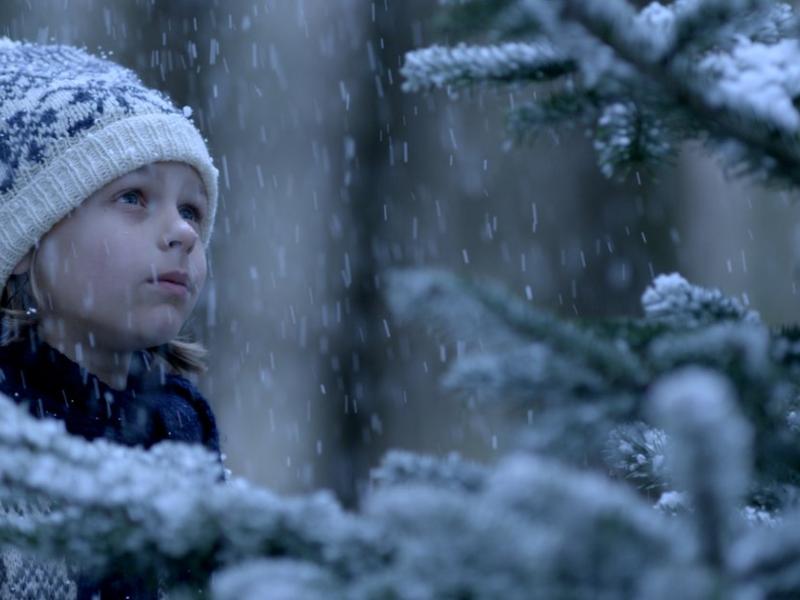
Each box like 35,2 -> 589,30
0,245 -> 208,378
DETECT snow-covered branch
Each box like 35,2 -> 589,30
369,450 -> 487,493
558,0 -> 800,185
401,42 -> 575,92
646,366 -> 752,570
384,268 -> 648,390
385,267 -> 800,499
0,392 -> 383,591
604,421 -> 670,494
0,391 -> 707,598
641,272 -> 761,328
405,0 -> 800,185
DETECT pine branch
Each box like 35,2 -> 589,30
369,450 -> 487,493
401,42 -> 576,92
731,510 -> 800,595
507,90 -> 598,142
641,321 -> 797,462
0,393 -> 385,590
480,453 -> 688,592
3,366 -> 797,596
212,559 -> 342,599
645,322 -> 772,382
654,490 -> 691,516
663,0 -> 776,63
593,101 -> 677,179
646,366 -> 752,572
387,267 -> 800,492
574,316 -> 671,355
406,1 -> 800,183
641,272 -> 761,328
467,273 -> 649,387
604,421 -> 670,494
441,343 -> 609,406
432,0 -> 541,42
515,390 -> 639,468
559,0 -> 800,187
384,268 -> 649,389
383,267 -> 530,352
212,452 -> 691,597
636,275 -> 800,489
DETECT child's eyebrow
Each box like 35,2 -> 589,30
113,166 -> 207,196
114,165 -> 152,183
130,164 -> 152,176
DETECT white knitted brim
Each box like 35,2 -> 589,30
0,112 -> 219,293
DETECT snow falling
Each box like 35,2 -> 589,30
1,0 -> 800,597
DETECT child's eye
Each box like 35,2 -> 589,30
117,189 -> 145,207
180,203 -> 204,223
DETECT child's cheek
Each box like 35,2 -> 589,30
35,236 -> 73,291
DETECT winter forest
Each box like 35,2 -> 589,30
6,0 -> 800,597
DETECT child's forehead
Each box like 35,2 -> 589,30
116,162 -> 206,194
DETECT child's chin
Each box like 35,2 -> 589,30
142,329 -> 181,349
142,308 -> 187,336
131,324 -> 183,350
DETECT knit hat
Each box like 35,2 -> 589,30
0,38 -> 219,293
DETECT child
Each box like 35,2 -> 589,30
0,38 -> 222,599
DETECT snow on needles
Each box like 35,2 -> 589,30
646,366 -> 753,563
401,42 -> 574,92
641,272 -> 761,327
699,37 -> 800,133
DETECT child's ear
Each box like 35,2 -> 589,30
12,249 -> 32,275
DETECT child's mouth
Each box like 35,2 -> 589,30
150,271 -> 189,296
150,279 -> 190,298
148,270 -> 192,298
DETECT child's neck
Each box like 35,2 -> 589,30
34,321 -> 132,391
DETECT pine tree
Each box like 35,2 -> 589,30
7,1 -> 800,597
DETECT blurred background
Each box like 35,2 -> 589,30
2,0 -> 799,506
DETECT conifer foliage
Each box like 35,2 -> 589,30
403,0 -> 800,185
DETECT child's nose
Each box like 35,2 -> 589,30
161,211 -> 199,252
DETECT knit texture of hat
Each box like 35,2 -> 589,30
0,38 -> 219,292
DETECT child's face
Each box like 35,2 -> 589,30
25,161 -> 209,352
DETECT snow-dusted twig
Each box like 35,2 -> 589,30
699,38 -> 800,134
604,421 -> 670,493
441,343 -> 608,405
641,273 -> 761,328
383,267 -> 528,352
663,0 -> 774,63
731,509 -> 800,594
370,450 -> 487,493
645,321 -> 771,378
211,559 -> 342,600
646,366 -> 752,571
593,101 -> 675,179
557,0 -> 666,62
384,268 -> 648,389
401,42 -> 575,92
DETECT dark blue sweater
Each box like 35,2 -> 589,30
0,333 -> 221,454
0,332 -> 222,599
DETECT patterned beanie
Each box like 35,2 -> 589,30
0,38 -> 219,292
